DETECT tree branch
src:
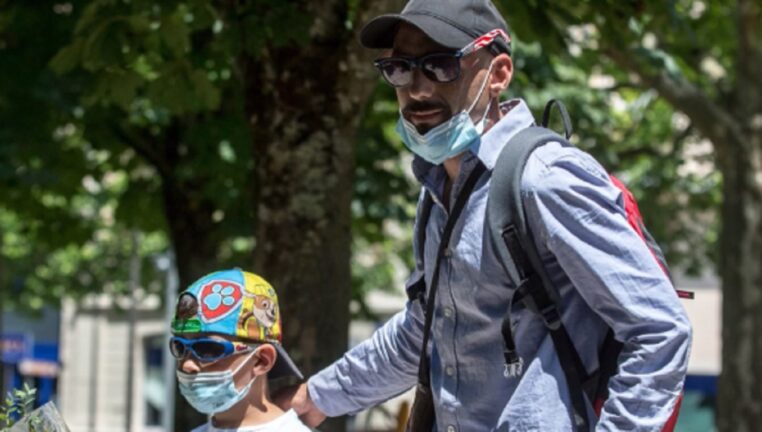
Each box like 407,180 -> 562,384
600,82 -> 642,93
605,48 -> 744,153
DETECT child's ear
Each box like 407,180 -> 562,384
252,344 -> 277,375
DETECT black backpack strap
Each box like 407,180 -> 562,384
406,191 -> 434,304
593,329 -> 623,407
407,163 -> 487,432
417,163 -> 486,387
487,126 -> 568,297
487,124 -> 591,431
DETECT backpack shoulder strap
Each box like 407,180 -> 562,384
487,124 -> 592,431
486,125 -> 569,290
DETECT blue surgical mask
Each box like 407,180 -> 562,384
176,351 -> 258,415
396,61 -> 494,165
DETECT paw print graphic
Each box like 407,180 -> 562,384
204,283 -> 237,311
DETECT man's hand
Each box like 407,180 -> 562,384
273,382 -> 327,427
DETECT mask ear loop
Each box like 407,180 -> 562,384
230,350 -> 258,377
467,59 -> 496,127
467,60 -> 495,114
229,349 -> 260,396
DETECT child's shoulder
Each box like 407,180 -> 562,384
189,410 -> 311,432
276,409 -> 312,431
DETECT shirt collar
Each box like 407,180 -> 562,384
411,99 -> 535,187
471,98 -> 535,170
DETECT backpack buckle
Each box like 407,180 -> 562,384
516,273 -> 562,331
503,356 -> 524,378
539,304 -> 562,330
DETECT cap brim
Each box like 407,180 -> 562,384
360,13 -> 474,52
270,344 -> 304,380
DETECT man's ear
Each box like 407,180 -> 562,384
252,344 -> 277,375
489,53 -> 513,98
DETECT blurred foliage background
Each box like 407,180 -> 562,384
2,1 -> 760,431
0,0 -> 720,312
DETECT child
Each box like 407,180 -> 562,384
170,269 -> 311,431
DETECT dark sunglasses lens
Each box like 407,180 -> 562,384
422,55 -> 460,82
192,340 -> 227,360
377,59 -> 412,87
169,339 -> 186,359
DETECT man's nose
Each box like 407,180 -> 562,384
407,68 -> 435,100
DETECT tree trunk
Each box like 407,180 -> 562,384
716,2 -> 762,430
239,1 -> 401,431
149,124 -> 222,431
716,127 -> 762,432
165,171 -> 218,431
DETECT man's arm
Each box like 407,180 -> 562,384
278,190 -> 431,425
307,188 -> 433,417
522,143 -> 692,431
307,289 -> 426,417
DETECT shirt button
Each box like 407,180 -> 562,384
446,366 -> 455,376
447,426 -> 457,432
443,247 -> 452,257
444,307 -> 453,318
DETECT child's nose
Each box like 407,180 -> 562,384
179,357 -> 201,374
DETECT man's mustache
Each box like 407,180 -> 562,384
402,101 -> 450,117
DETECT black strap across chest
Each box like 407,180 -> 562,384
415,162 -> 486,388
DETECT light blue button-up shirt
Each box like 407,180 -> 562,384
308,99 -> 691,431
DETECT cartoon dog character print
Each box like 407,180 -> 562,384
251,295 -> 277,328
238,290 -> 279,340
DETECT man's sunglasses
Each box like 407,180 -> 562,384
169,336 -> 258,363
374,52 -> 464,88
373,29 -> 511,88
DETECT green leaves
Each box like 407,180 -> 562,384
50,41 -> 83,75
2,0 -> 732,316
51,0 -> 223,114
0,383 -> 37,430
350,83 -> 418,314
2,0 -> 299,311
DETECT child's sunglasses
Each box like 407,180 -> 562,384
169,336 -> 258,363
373,29 -> 510,88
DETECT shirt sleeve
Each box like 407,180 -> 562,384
521,144 -> 692,431
307,287 -> 425,416
307,189 -> 431,417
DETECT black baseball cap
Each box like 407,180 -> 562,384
360,0 -> 511,55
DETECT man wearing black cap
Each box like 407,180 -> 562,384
276,1 -> 691,431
